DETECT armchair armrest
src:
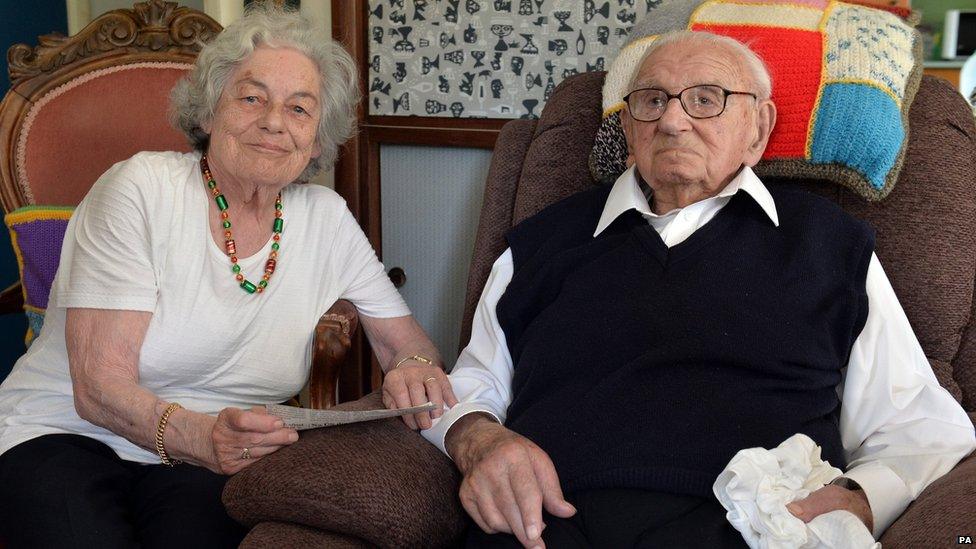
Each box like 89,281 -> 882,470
0,281 -> 23,315
240,521 -> 368,548
308,299 -> 359,409
224,392 -> 467,548
880,449 -> 976,547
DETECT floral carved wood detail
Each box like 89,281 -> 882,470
7,0 -> 221,85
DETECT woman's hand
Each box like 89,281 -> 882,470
208,406 -> 299,474
357,314 -> 454,429
382,361 -> 458,430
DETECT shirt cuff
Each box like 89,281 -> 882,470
420,402 -> 501,458
843,462 -> 913,538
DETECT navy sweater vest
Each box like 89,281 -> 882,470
496,185 -> 874,497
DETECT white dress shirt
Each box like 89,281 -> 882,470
421,165 -> 976,537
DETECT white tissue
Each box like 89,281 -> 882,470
713,433 -> 879,549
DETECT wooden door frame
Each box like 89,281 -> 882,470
330,0 -> 507,400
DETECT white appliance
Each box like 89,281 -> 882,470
943,9 -> 976,60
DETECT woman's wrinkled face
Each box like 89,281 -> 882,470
203,45 -> 322,186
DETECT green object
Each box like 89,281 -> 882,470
200,154 -> 283,295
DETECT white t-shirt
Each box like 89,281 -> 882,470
0,151 -> 409,463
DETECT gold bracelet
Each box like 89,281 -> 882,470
393,354 -> 434,369
155,402 -> 183,466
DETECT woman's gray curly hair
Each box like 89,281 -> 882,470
170,2 -> 359,181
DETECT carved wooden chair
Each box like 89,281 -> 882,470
0,0 -> 356,408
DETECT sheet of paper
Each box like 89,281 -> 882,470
265,401 -> 437,430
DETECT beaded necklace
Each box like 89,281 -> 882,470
201,154 -> 282,294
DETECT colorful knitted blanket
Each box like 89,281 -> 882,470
591,0 -> 922,201
5,206 -> 73,345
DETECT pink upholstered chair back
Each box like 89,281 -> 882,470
15,64 -> 192,206
0,0 -> 221,211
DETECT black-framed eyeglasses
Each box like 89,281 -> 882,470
623,84 -> 757,122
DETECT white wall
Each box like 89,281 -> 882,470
380,145 -> 492,362
68,0 -> 205,33
95,0 -> 204,15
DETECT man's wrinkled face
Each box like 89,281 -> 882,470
621,40 -> 772,196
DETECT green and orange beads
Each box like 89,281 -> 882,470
201,154 -> 282,294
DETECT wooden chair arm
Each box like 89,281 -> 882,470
0,281 -> 24,315
308,299 -> 359,409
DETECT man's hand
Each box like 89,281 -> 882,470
787,484 -> 873,534
447,414 -> 576,549
382,362 -> 457,430
208,406 -> 299,475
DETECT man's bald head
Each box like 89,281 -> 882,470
627,31 -> 772,101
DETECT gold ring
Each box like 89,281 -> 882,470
241,447 -> 251,460
423,376 -> 437,384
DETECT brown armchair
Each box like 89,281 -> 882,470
0,0 -> 357,409
224,67 -> 976,547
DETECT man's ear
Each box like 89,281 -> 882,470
743,99 -> 776,167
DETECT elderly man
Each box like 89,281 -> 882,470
414,31 -> 975,548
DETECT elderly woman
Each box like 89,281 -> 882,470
0,5 -> 453,547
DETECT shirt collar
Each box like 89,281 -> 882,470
593,164 -> 780,237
